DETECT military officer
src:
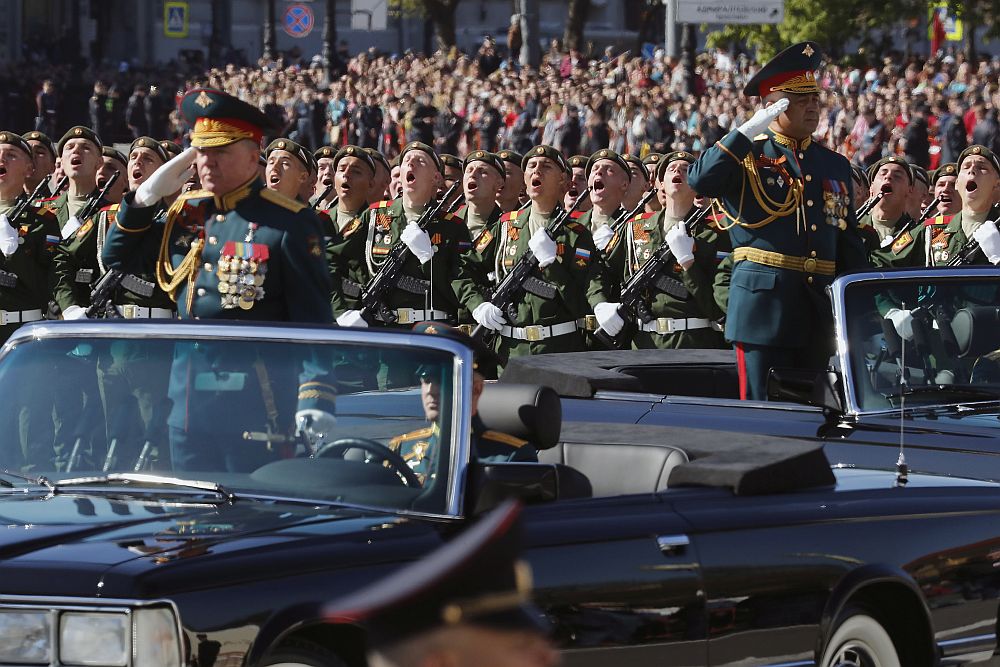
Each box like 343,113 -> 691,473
931,162 -> 960,217
605,150 -> 726,350
388,322 -> 538,483
862,156 -> 918,267
312,145 -> 337,208
102,87 -> 332,322
366,148 -> 392,202
99,147 -> 127,204
0,131 -> 60,341
22,131 -> 57,197
467,145 -> 615,364
688,41 -> 869,400
325,501 -> 558,667
496,150 -> 526,212
563,155 -> 592,213
264,137 -> 315,203
642,152 -> 664,212
578,148 -> 630,257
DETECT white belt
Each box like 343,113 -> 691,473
501,321 -> 579,342
116,305 -> 177,319
638,317 -> 721,334
391,308 -> 449,324
1,309 -> 42,325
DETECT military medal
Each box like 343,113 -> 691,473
218,231 -> 269,309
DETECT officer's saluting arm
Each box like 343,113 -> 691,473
102,192 -> 165,274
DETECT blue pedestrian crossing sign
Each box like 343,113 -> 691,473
164,1 -> 189,39
283,4 -> 315,38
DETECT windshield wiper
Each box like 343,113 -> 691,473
51,473 -> 235,502
1,469 -> 55,490
886,384 -> 1000,404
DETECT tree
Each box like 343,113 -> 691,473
389,0 -> 461,52
563,0 -> 591,52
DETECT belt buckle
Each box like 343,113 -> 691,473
396,308 -> 414,325
656,318 -> 672,334
122,304 -> 138,319
583,314 -> 597,331
802,257 -> 817,273
524,325 -> 543,342
0,311 -> 11,325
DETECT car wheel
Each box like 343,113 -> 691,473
821,611 -> 901,667
262,638 -> 349,667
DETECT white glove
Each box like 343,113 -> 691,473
400,221 -> 434,264
737,98 -> 790,139
592,225 -> 615,252
61,215 -> 82,240
295,408 -> 337,446
336,310 -> 369,328
594,302 -> 625,336
973,221 -> 1000,265
528,227 -> 558,268
0,214 -> 19,258
472,302 -> 506,331
62,305 -> 89,320
885,308 -> 913,340
134,147 -> 197,207
666,225 -> 695,267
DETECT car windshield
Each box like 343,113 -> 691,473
0,331 -> 460,515
842,272 -> 1000,412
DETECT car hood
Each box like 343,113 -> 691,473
0,491 -> 438,599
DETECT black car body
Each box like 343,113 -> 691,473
1,321 -> 1000,667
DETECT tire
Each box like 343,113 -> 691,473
821,611 -> 901,667
261,638 -> 349,667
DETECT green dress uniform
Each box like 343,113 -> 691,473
862,212 -> 919,268
924,209 -> 999,267
0,199 -> 60,340
51,197 -> 113,312
604,208 -> 726,349
687,41 -> 869,400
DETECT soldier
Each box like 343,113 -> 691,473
642,152 -> 664,212
99,147 -> 127,204
312,145 -> 336,208
930,162 -> 960,216
365,148 -> 392,202
467,146 -> 615,364
454,150 -> 506,254
440,153 -> 464,210
0,131 -> 60,341
862,156 -> 917,267
606,151 -> 726,349
46,126 -> 103,234
621,154 -> 650,213
578,148 -> 630,255
688,41 -> 869,400
908,165 -> 931,221
388,155 -> 403,199
850,164 -> 871,212
22,131 -> 57,197
325,145 -> 375,314
159,141 -> 183,160
563,155 -> 592,213
325,501 -> 558,667
102,87 -> 332,322
496,149 -> 526,212
264,138 -> 314,203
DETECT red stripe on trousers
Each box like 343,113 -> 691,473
735,342 -> 747,401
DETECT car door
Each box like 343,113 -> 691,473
521,495 -> 707,667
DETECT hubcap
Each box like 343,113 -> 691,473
828,639 -> 880,667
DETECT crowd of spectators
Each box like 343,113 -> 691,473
4,38 -> 1000,174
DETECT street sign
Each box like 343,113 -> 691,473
928,2 -> 963,42
283,4 -> 315,38
675,0 -> 784,25
164,1 -> 189,38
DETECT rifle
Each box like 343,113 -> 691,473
358,182 -> 460,325
471,189 -> 591,340
882,195 -> 941,250
77,171 -> 120,224
855,191 -> 885,219
595,205 -> 713,350
601,189 -> 657,244
312,184 -> 334,211
85,269 -> 125,319
9,177 -> 59,222
947,220 -> 998,266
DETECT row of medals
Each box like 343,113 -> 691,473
216,256 -> 266,310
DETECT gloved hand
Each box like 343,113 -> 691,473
592,225 -> 615,252
336,310 -> 369,328
666,225 -> 696,268
528,227 -> 558,268
400,221 -> 434,264
61,215 -> 82,240
134,147 -> 197,207
0,214 -> 19,258
885,308 -> 913,340
737,98 -> 790,139
472,302 -> 506,331
594,302 -> 625,336
295,409 -> 337,447
62,305 -> 89,320
973,221 -> 1000,265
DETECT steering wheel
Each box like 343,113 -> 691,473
315,438 -> 422,487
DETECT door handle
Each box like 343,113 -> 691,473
656,534 -> 690,556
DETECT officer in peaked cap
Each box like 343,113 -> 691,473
688,41 -> 869,400
325,501 -> 558,667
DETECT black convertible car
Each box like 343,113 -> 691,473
1,320 -> 1000,667
506,267 -> 1000,482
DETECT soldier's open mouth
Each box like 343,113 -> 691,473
672,176 -> 683,185
530,177 -> 542,188
568,188 -> 578,197
593,178 -> 605,192
322,178 -> 332,186
269,174 -> 281,186
966,181 -> 978,192
405,172 -> 416,184
0,166 -> 7,177
467,180 -> 478,191
69,157 -> 82,167
880,184 -> 892,194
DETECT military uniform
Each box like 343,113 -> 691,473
687,42 -> 869,400
924,209 -> 999,267
51,198 -> 112,313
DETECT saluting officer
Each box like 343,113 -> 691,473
103,88 -> 332,322
0,131 -> 60,340
496,150 -> 526,212
688,41 -> 869,400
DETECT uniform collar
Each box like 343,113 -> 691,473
769,128 -> 812,151
213,176 -> 259,212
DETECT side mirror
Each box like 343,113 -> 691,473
465,463 -> 591,516
767,367 -> 845,414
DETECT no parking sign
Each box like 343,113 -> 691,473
283,4 -> 315,38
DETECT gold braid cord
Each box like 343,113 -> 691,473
156,198 -> 204,307
714,154 -> 803,231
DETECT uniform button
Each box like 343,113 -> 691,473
805,174 -> 812,182
196,288 -> 206,296
810,224 -> 817,232
208,236 -> 218,245
798,152 -> 804,159
806,199 -> 814,207
215,214 -> 225,222
204,262 -> 213,271
807,276 -> 814,284
810,250 -> 817,257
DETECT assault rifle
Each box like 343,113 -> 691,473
882,196 -> 941,250
855,190 -> 885,219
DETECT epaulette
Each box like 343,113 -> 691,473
99,203 -> 120,213
891,231 -> 915,254
481,430 -> 528,448
629,211 -> 656,223
260,187 -> 307,213
368,200 -> 392,210
454,203 -> 467,215
500,208 -> 526,222
389,426 -> 434,447
569,210 -> 585,219
36,194 -> 60,203
752,133 -> 769,141
440,211 -> 458,222
566,220 -> 585,233
925,214 -> 953,226
706,212 -> 725,231
37,205 -> 58,218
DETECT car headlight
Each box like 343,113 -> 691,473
0,610 -> 51,663
134,607 -> 182,667
60,612 -> 129,666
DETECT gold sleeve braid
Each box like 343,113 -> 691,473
156,197 -> 204,312
714,153 -> 804,231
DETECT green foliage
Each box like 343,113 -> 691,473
388,0 -> 426,18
